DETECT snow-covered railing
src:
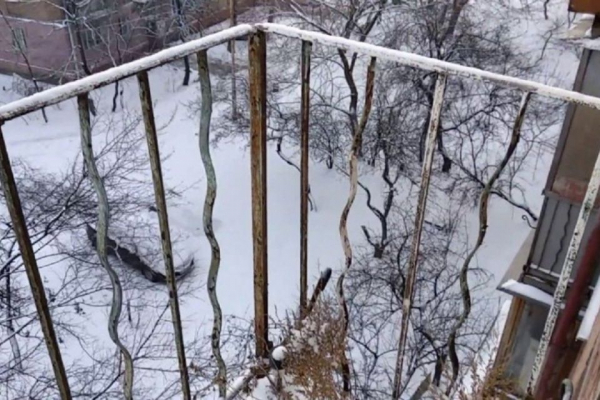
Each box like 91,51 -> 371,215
3,23 -> 600,122
0,25 -> 256,122
257,23 -> 600,110
2,22 -> 600,400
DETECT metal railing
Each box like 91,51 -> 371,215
2,22 -> 600,399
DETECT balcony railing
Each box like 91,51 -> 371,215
1,23 -> 600,399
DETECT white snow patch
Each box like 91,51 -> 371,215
272,346 -> 287,362
578,280 -> 600,340
500,279 -> 553,306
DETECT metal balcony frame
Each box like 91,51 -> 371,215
1,22 -> 600,398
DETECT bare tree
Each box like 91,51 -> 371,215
208,1 -> 563,396
0,107 -> 198,398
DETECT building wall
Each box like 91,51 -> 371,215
78,0 -> 256,73
77,1 -> 170,73
569,0 -> 600,13
497,47 -> 600,398
0,18 -> 73,82
527,195 -> 600,293
3,0 -> 65,21
0,0 -> 257,83
570,307 -> 600,399
522,48 -> 600,297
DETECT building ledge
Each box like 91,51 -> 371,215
497,230 -> 535,290
500,279 -> 553,308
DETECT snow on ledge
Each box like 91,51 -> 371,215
500,279 -> 553,307
578,281 -> 600,341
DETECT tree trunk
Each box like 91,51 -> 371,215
3,261 -> 23,371
182,56 -> 191,86
112,81 -> 119,113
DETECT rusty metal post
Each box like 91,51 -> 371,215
230,0 -> 238,120
392,73 -> 448,400
299,40 -> 312,319
0,122 -> 72,400
535,212 -> 600,398
248,31 -> 269,358
137,71 -> 191,400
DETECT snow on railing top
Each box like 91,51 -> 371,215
2,23 -> 600,122
257,23 -> 600,110
0,24 -> 256,121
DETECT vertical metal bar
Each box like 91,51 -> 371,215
392,73 -> 448,399
0,123 -> 72,399
78,94 -> 134,400
528,137 -> 600,393
337,56 -> 377,396
197,49 -> 228,397
248,31 -> 269,358
230,0 -> 237,121
299,40 -> 312,319
137,71 -> 191,400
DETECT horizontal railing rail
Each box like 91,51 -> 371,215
3,23 -> 600,122
0,25 -> 256,122
1,21 -> 600,400
257,23 -> 600,110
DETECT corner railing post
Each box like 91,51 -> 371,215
248,30 -> 269,359
299,40 -> 312,319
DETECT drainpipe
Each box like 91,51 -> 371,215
535,211 -> 600,399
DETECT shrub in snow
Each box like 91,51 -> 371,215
272,298 -> 347,399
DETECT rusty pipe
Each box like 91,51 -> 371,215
535,211 -> 600,399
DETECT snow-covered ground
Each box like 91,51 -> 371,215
0,1 -> 588,398
0,47 -> 383,398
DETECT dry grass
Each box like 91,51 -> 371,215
275,298 -> 347,399
455,361 -> 519,400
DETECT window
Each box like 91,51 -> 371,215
145,19 -> 157,36
171,0 -> 182,16
121,21 -> 131,39
505,302 -> 548,393
85,0 -> 111,14
80,17 -> 109,50
81,29 -> 102,50
11,28 -> 27,52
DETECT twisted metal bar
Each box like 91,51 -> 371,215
197,50 -> 228,397
445,92 -> 531,395
77,94 -> 134,399
336,57 -> 377,395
